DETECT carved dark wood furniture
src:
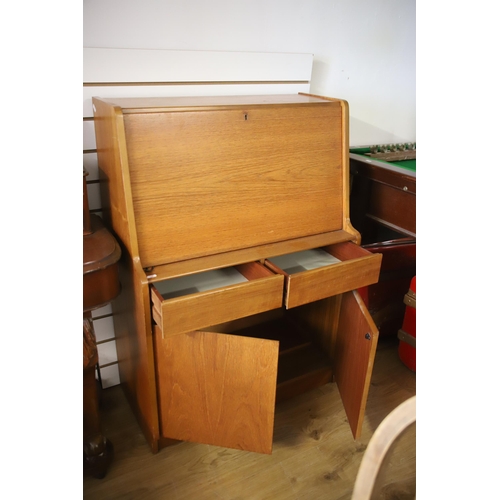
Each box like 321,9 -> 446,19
349,145 -> 416,241
83,170 -> 121,478
349,146 -> 416,337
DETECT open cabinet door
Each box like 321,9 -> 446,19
153,326 -> 279,454
334,290 -> 379,439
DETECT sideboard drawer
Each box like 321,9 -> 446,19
265,242 -> 382,308
151,262 -> 284,337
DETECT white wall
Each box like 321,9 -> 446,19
83,0 -> 415,388
83,0 -> 415,146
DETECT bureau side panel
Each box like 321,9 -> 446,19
92,98 -> 140,258
123,103 -> 344,268
112,256 -> 160,451
93,98 -> 160,450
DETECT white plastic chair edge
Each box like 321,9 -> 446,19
351,395 -> 416,500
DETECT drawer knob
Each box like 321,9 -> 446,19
365,333 -> 371,340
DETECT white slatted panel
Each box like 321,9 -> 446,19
83,153 -> 99,181
83,48 -> 313,83
83,48 -> 313,388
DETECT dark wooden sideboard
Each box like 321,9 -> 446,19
349,148 -> 416,337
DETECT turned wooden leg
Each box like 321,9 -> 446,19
83,314 -> 113,479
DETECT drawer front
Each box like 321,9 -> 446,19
151,262 -> 284,337
265,242 -> 382,309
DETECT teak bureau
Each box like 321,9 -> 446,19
92,94 -> 382,454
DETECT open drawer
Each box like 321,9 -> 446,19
265,241 -> 382,308
151,262 -> 284,337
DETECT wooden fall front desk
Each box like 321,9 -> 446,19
92,94 -> 382,455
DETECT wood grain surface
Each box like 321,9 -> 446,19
154,328 -> 279,454
120,100 -> 343,267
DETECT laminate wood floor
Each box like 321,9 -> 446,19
83,336 -> 416,500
